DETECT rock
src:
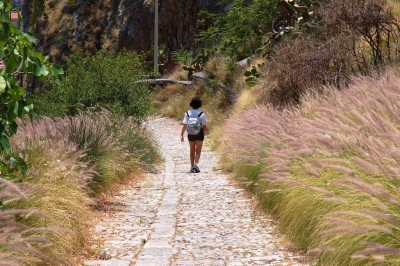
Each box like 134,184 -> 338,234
28,0 -> 229,61
99,250 -> 112,260
117,0 -> 229,52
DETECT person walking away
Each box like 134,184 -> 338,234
180,97 -> 207,173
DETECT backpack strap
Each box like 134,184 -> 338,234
187,111 -> 203,118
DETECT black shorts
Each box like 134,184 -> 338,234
188,128 -> 204,142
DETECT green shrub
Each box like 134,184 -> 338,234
32,49 -> 152,123
197,0 -> 276,60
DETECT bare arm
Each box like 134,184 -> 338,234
180,124 -> 186,142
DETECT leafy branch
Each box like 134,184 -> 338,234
0,0 -> 64,179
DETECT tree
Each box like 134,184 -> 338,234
0,0 -> 63,178
197,0 -> 276,60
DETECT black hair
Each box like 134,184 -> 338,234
189,97 -> 202,109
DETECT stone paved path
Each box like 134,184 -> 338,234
85,117 -> 309,266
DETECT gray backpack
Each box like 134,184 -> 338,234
186,111 -> 203,135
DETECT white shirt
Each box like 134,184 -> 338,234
182,109 -> 207,125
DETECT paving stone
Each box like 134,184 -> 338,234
152,227 -> 176,238
138,247 -> 175,259
84,258 -> 131,266
144,238 -> 172,248
84,117 -> 310,266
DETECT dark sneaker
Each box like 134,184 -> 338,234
189,167 -> 196,173
193,165 -> 200,173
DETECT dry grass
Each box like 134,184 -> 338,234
22,175 -> 93,265
152,53 -> 252,151
390,0 -> 400,16
0,178 -> 58,265
0,109 -> 160,265
102,38 -> 114,50
218,67 -> 400,265
158,95 -> 193,120
49,48 -> 62,60
164,66 -> 188,81
202,54 -> 247,89
257,33 -> 354,108
111,28 -> 120,39
152,83 -> 195,119
202,55 -> 228,80
231,88 -> 258,115
43,0 -> 72,37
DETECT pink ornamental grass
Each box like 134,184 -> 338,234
220,68 -> 400,264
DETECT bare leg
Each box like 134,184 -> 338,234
189,141 -> 196,166
194,140 -> 203,164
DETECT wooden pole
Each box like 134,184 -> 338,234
154,0 -> 159,73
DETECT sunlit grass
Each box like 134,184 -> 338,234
158,94 -> 194,119
152,54 -> 248,144
218,67 -> 400,265
151,77 -> 196,119
19,173 -> 93,265
0,109 -> 160,265
231,88 -> 258,115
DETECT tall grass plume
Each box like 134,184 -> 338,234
0,108 -> 160,265
219,68 -> 400,265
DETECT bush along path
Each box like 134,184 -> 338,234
85,117 -> 308,266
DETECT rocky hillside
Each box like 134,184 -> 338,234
21,0 -> 229,63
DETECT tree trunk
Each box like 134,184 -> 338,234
21,0 -> 32,32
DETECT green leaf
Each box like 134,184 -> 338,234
4,73 -> 17,88
17,13 -> 22,28
8,103 -> 17,120
244,70 -> 252,77
247,81 -> 257,87
0,29 -> 10,45
0,23 -> 10,36
8,121 -> 18,135
0,133 -> 11,153
18,87 -> 25,96
0,161 -> 8,175
50,64 -> 64,84
23,32 -> 37,44
9,156 -> 16,165
41,64 -> 49,75
31,50 -> 45,62
5,53 -> 18,72
23,103 -> 33,114
50,63 -> 64,75
0,76 -> 5,93
15,100 -> 26,117
10,156 -> 28,177
32,62 -> 39,76
5,174 -> 19,180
